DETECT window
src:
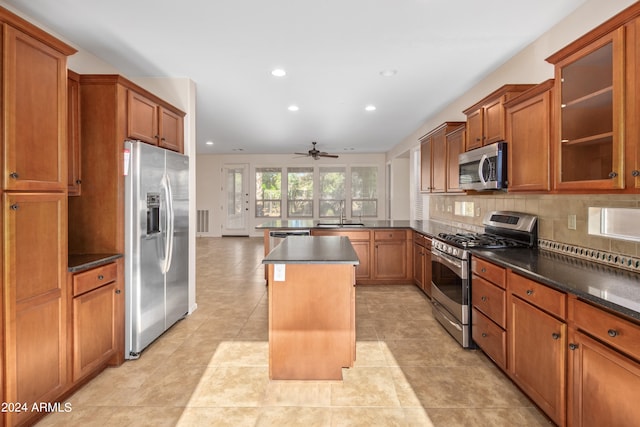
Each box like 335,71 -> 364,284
287,167 -> 313,217
319,167 -> 345,218
255,167 -> 282,217
351,166 -> 378,217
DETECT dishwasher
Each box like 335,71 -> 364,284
268,229 -> 311,251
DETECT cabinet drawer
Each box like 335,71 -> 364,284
472,275 -> 506,328
313,229 -> 370,241
508,271 -> 566,319
571,299 -> 640,361
472,308 -> 506,369
413,232 -> 426,247
374,230 -> 406,241
471,257 -> 506,288
73,263 -> 117,296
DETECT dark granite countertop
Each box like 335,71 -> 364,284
256,219 -> 459,236
68,253 -> 123,273
471,248 -> 640,321
262,236 -> 359,265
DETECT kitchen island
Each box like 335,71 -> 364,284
262,236 -> 359,380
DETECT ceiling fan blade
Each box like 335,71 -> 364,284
319,153 -> 339,158
294,152 -> 310,156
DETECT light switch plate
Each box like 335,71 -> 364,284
274,264 -> 286,281
568,214 -> 577,230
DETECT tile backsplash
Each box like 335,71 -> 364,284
430,193 -> 640,259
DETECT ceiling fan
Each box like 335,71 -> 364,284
294,141 -> 339,160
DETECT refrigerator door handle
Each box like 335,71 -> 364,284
161,174 -> 175,274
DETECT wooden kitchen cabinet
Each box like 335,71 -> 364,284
67,69 -> 82,195
373,229 -> 411,281
504,80 -> 554,192
463,84 -> 534,151
445,124 -> 466,193
72,262 -> 121,381
471,257 -> 507,370
567,298 -> 640,427
412,232 -> 432,297
420,122 -> 465,193
312,229 -> 371,280
507,271 -> 567,427
128,90 -> 185,152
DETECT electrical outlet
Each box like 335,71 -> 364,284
568,214 -> 577,230
446,205 -> 452,213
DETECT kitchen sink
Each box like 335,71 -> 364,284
316,222 -> 365,228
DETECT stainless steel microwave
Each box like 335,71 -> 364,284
458,142 -> 507,191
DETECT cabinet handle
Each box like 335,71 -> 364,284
115,289 -> 121,294
476,137 -> 481,142
632,170 -> 640,177
9,204 -> 19,211
551,332 -> 560,340
98,275 -> 104,280
481,267 -> 486,273
481,333 -> 488,338
9,172 -> 19,179
569,343 -> 579,350
608,172 -> 618,178
526,289 -> 534,296
607,329 -> 618,338
161,137 -> 166,141
75,179 -> 82,185
154,135 -> 160,139
481,296 -> 487,302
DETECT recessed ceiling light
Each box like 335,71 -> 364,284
365,105 -> 376,112
288,105 -> 299,111
271,68 -> 287,77
205,141 -> 214,145
379,69 -> 398,77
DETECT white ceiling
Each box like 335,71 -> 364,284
5,0 -> 588,155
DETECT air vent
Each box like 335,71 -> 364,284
197,210 -> 209,233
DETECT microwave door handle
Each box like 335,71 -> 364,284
478,154 -> 488,186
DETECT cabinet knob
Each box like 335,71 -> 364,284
75,179 -> 82,185
154,135 -> 160,139
161,137 -> 166,141
481,333 -> 488,338
632,170 -> 640,177
608,171 -> 618,178
481,267 -> 486,273
551,332 -> 561,340
607,329 -> 618,338
9,204 -> 19,211
115,289 -> 121,294
526,289 -> 534,296
481,296 -> 487,302
569,343 -> 579,350
9,172 -> 19,179
98,275 -> 104,280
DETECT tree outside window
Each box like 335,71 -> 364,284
287,167 -> 313,217
351,166 -> 378,217
255,167 -> 282,217
319,167 -> 345,218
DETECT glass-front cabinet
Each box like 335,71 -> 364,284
551,28 -> 625,190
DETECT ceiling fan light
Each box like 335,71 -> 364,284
288,105 -> 299,111
365,105 -> 376,112
271,68 -> 286,77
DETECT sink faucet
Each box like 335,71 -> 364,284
339,200 -> 346,225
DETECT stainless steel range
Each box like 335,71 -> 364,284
431,211 -> 537,348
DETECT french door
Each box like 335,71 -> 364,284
222,164 -> 249,236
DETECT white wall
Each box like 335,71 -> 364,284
390,156 -> 410,220
386,0 -> 638,165
197,152 -> 387,237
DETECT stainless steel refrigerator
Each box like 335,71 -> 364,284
124,140 -> 189,359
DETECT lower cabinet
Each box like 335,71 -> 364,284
373,229 -> 410,281
311,229 -> 371,280
70,261 -> 122,382
412,232 -> 432,297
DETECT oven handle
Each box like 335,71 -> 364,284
431,248 -> 466,279
433,300 -> 463,331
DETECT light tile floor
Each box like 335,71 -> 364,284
39,237 -> 551,426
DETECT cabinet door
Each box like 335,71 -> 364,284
430,130 -> 447,192
483,97 -> 504,145
509,296 -> 566,426
73,281 -> 118,381
465,108 -> 483,150
67,70 -> 82,195
3,26 -> 67,191
3,193 -> 67,426
159,107 -> 184,152
420,138 -> 432,192
351,240 -> 370,280
423,240 -> 432,298
445,126 -> 465,193
554,28 -> 624,190
413,241 -> 424,290
127,90 -> 159,145
374,240 -> 407,279
506,87 -> 552,191
568,330 -> 640,427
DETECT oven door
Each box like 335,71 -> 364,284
430,247 -> 470,326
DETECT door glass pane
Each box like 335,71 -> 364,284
226,167 -> 245,229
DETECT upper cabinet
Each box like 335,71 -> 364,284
2,25 -> 70,191
463,85 -> 534,151
68,69 -> 82,195
505,80 -> 554,192
446,125 -> 466,193
420,122 -> 465,193
128,90 -> 185,152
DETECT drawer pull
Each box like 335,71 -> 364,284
98,275 -> 104,280
526,289 -> 534,296
551,332 -> 560,340
569,343 -> 579,350
9,172 -> 19,179
607,329 -> 618,338
481,296 -> 487,302
481,267 -> 486,273
481,333 -> 488,338
115,289 -> 121,294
